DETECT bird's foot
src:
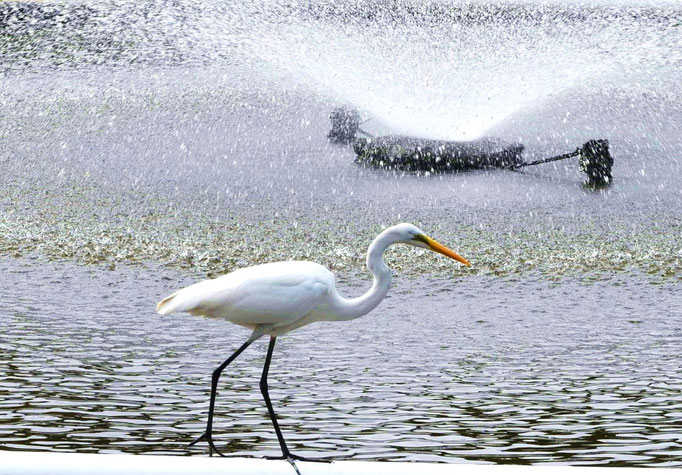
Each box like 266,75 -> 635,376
264,452 -> 326,475
288,453 -> 330,463
265,452 -> 330,463
187,431 -> 225,457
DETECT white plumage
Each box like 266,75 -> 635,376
156,223 -> 469,460
157,261 -> 334,333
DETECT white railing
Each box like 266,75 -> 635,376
0,451 -> 663,475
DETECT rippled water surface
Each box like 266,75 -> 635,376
1,258 -> 681,465
1,0 -> 681,467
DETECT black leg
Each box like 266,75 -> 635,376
188,336 -> 255,456
260,336 -> 291,456
260,336 -> 328,464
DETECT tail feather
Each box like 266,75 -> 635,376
156,292 -> 179,315
156,277 -> 226,317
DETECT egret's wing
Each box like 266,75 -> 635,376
156,262 -> 331,327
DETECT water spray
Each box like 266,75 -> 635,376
329,107 -> 613,187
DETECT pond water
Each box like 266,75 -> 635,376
1,0 -> 681,467
1,257 -> 681,465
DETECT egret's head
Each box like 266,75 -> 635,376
389,223 -> 471,267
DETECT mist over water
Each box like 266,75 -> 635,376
1,0 -> 681,465
3,0 -> 681,140
2,0 -> 681,277
247,1 -> 682,140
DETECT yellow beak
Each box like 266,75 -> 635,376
423,235 -> 471,267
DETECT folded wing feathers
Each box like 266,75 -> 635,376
155,263 -> 331,319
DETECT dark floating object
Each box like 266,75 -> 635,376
330,107 -> 613,187
512,139 -> 613,187
354,135 -> 525,172
580,139 -> 613,187
328,107 -> 361,144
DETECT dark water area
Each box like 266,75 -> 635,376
1,257 -> 680,466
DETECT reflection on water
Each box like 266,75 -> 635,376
1,257 -> 680,466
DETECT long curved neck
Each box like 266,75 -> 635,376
333,229 -> 394,321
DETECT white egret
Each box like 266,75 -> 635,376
156,223 -> 470,462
